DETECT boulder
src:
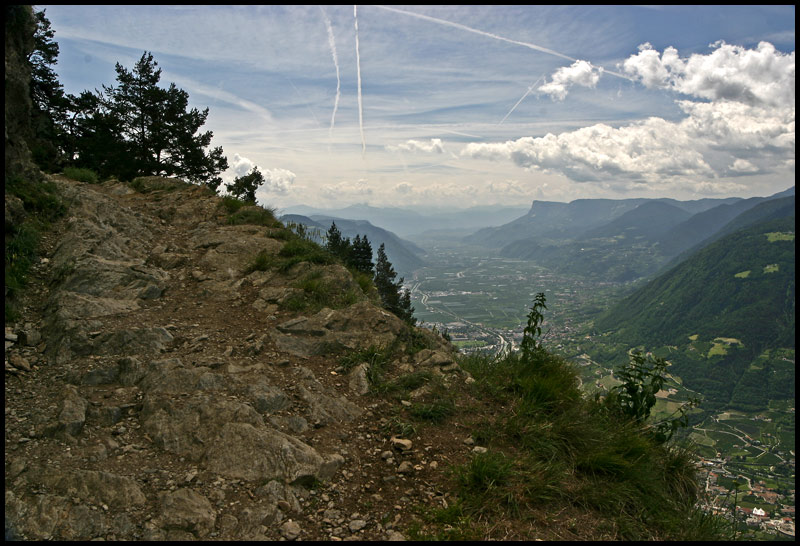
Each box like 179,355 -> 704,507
158,488 -> 216,538
204,422 -> 324,484
271,301 -> 406,358
31,467 -> 146,508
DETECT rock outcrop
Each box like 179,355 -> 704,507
5,175 -> 470,541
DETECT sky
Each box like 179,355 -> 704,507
39,4 -> 795,210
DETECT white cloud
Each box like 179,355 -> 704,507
461,93 -> 795,186
386,138 -> 446,154
461,40 -> 795,189
487,179 -> 526,196
260,168 -> 296,195
229,153 -> 255,178
537,60 -> 604,101
729,159 -> 759,174
225,154 -> 295,196
394,182 -> 413,194
622,41 -> 795,108
677,99 -> 795,154
461,117 -> 714,184
322,179 -> 374,200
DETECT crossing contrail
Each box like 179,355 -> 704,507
354,5 -> 366,155
319,7 -> 341,140
373,5 -> 630,80
499,74 -> 544,125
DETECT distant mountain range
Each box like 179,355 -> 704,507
475,187 -> 794,281
282,204 -> 529,238
280,214 -> 426,277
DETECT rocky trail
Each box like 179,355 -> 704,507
5,176 -> 489,541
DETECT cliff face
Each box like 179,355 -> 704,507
4,175 -> 475,541
4,5 -> 40,182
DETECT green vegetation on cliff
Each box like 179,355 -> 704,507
408,297 -> 728,540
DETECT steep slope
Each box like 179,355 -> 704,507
578,201 -> 692,242
661,193 -> 796,271
5,175 -> 724,541
0,9 -> 731,538
593,215 -> 795,409
3,175 -> 471,541
595,215 -> 795,349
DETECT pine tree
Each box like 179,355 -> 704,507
325,221 -> 351,259
27,9 -> 70,170
72,51 -> 228,189
399,286 -> 416,325
348,234 -> 374,275
227,166 -> 264,203
374,243 -> 415,324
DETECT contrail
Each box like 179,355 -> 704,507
373,5 -> 630,80
354,5 -> 366,155
499,74 -> 544,125
319,6 -> 341,140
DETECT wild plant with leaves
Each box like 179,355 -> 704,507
606,350 -> 700,443
519,292 -> 547,360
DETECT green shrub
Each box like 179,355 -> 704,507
220,195 -> 247,214
6,175 -> 65,222
63,166 -> 99,184
449,295 -> 724,540
409,398 -> 455,423
246,249 -> 274,273
281,270 -> 359,312
277,238 -> 335,271
386,370 -> 432,395
604,350 -> 699,443
226,205 -> 279,226
5,223 -> 41,307
5,176 -> 66,323
351,269 -> 375,295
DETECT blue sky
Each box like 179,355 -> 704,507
40,5 -> 795,209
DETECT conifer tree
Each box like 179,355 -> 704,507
227,166 -> 264,203
374,243 -> 415,324
27,9 -> 69,170
325,221 -> 351,259
348,234 -> 374,275
70,51 -> 228,189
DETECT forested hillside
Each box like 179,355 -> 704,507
594,214 -> 795,410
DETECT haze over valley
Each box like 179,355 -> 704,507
298,186 -> 795,537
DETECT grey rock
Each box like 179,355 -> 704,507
158,488 -> 216,538
319,453 -> 346,480
32,467 -> 147,508
249,383 -> 290,414
348,363 -> 370,395
204,422 -> 324,484
280,520 -> 301,540
52,385 -> 88,437
8,354 -> 31,372
348,519 -> 368,533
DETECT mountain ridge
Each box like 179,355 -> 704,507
279,213 -> 426,276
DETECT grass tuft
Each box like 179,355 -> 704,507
63,166 -> 99,184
